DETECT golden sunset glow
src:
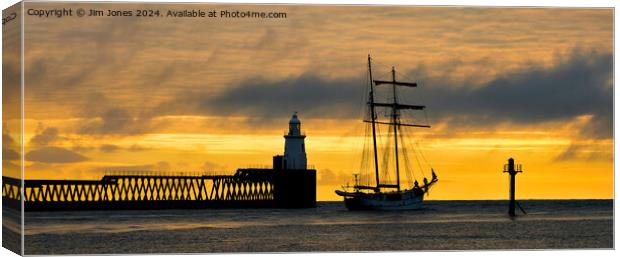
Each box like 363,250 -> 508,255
3,3 -> 613,201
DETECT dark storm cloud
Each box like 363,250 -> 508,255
152,75 -> 365,121
207,75 -> 364,118
81,48 -> 611,140
25,147 -> 89,163
163,48 -> 610,139
415,49 -> 612,139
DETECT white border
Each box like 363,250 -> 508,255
0,1 -> 617,257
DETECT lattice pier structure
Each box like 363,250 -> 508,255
2,168 -> 316,211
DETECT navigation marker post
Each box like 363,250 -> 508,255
503,158 -> 524,217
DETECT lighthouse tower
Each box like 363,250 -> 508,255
284,112 -> 307,170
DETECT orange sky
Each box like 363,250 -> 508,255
2,3 -> 613,200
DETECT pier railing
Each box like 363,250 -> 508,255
103,170 -> 236,177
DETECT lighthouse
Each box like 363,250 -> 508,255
284,112 -> 307,170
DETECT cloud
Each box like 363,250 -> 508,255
416,48 -> 612,139
70,92 -> 160,136
44,46 -> 609,140
99,144 -> 120,153
153,48 -> 611,139
3,161 -> 21,172
78,107 -> 153,135
99,143 -> 151,152
92,161 -> 172,173
92,164 -> 154,173
3,127 -> 16,147
201,161 -> 228,172
71,145 -> 96,153
317,169 -> 353,186
29,126 -> 61,147
153,161 -> 171,171
153,74 -> 364,121
128,144 -> 150,152
73,143 -> 149,153
2,148 -> 20,161
554,142 -> 613,162
2,130 -> 20,161
25,147 -> 89,163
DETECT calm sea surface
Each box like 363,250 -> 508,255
7,200 -> 613,254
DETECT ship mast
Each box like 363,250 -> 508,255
367,55 -> 381,192
391,67 -> 401,191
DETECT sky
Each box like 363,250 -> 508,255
2,3 -> 613,200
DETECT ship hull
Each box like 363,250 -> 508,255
336,189 -> 424,211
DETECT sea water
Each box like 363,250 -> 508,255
5,200 -> 613,254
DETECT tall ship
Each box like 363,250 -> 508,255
335,55 -> 438,210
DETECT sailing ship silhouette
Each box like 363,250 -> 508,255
336,55 -> 438,210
